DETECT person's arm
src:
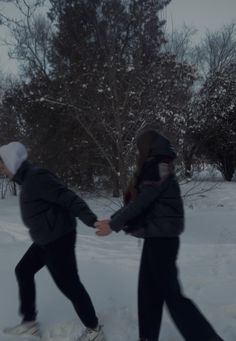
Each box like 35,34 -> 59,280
96,181 -> 168,236
33,170 -> 97,227
110,161 -> 173,232
96,161 -> 173,235
110,180 -> 169,232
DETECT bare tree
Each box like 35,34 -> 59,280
163,24 -> 198,65
196,22 -> 236,78
0,0 -> 52,78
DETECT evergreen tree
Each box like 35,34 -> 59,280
193,64 -> 236,181
45,0 -> 194,194
1,0 -> 195,193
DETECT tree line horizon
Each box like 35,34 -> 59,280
0,0 -> 235,196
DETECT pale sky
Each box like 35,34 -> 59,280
0,0 -> 236,75
166,0 -> 236,39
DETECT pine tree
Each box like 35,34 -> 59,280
46,0 -> 194,194
1,0 -> 195,193
193,64 -> 236,181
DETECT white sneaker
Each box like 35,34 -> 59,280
3,321 -> 41,339
78,324 -> 105,341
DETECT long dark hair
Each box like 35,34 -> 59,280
124,129 -> 161,204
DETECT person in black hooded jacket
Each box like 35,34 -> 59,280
0,142 -> 106,341
96,129 -> 224,341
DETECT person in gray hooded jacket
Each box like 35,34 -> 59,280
96,130 -> 224,341
0,142 -> 106,341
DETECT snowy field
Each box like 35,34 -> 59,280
0,180 -> 236,341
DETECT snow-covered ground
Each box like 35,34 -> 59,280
0,181 -> 236,341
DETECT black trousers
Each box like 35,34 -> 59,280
138,237 -> 220,341
15,230 -> 98,329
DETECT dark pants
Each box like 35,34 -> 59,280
138,237 -> 220,341
15,231 -> 98,329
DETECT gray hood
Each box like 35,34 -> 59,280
0,142 -> 28,175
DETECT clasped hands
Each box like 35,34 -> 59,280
95,219 -> 112,236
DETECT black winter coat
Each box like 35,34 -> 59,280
13,161 -> 97,245
110,157 -> 184,238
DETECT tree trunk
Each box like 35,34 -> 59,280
182,143 -> 196,179
183,155 -> 193,178
11,182 -> 17,196
220,157 -> 235,181
112,172 -> 120,197
111,159 -> 129,198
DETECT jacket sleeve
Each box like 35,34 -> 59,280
33,171 -> 97,227
110,161 -> 173,232
110,181 -> 169,232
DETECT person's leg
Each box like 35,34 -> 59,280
138,239 -> 165,340
44,231 -> 98,329
163,238 -> 222,341
15,243 -> 45,322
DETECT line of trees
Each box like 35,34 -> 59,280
0,0 -> 236,196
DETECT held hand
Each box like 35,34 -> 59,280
95,220 -> 112,236
94,219 -> 110,228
